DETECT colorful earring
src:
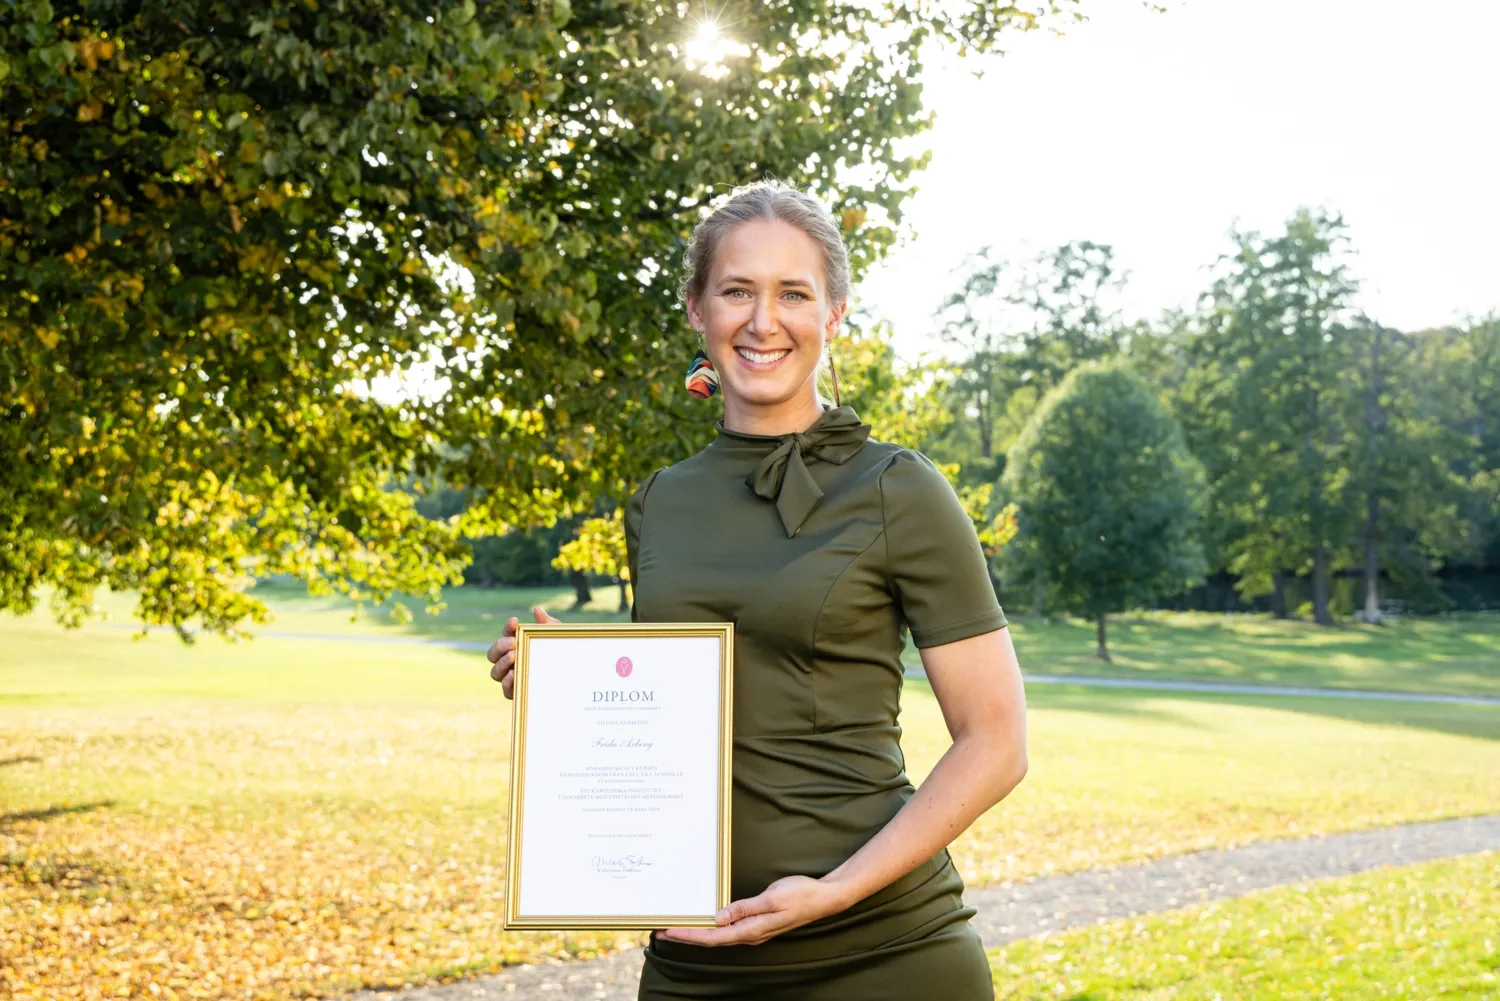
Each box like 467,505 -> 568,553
685,346 -> 719,398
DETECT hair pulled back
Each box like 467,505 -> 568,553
681,181 -> 853,306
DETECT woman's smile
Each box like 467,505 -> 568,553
734,346 -> 792,370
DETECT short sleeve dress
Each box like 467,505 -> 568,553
623,405 -> 1008,1001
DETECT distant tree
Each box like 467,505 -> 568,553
1348,318 -> 1471,621
934,241 -> 1128,478
1001,362 -> 1205,660
0,0 -> 1076,636
1183,209 -> 1361,625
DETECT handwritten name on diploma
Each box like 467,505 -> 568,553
592,737 -> 654,750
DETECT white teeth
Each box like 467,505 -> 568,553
737,348 -> 789,364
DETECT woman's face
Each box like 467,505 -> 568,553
687,218 -> 844,413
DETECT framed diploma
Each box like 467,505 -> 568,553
503,622 -> 734,930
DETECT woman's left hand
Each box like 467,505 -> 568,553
656,875 -> 847,947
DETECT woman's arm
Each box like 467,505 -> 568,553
658,625 -> 1027,946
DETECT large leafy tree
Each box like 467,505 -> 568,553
1181,209 -> 1361,625
999,360 -> 1205,659
1,0 -> 1073,634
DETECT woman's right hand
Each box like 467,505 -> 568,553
488,605 -> 562,699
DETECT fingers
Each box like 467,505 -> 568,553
658,912 -> 784,947
489,609 -> 560,698
657,892 -> 781,947
487,617 -> 520,664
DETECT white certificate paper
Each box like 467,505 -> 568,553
504,624 -> 733,929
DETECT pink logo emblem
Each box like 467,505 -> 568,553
615,656 -> 633,679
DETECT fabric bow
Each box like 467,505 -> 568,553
747,407 -> 872,537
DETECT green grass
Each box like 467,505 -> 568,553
989,852 -> 1500,999
3,592 -> 1498,997
906,610 -> 1500,698
41,583 -> 1500,696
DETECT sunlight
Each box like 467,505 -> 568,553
684,17 -> 748,79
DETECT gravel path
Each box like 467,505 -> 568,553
343,813 -> 1500,1001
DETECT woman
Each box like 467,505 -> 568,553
488,181 -> 1028,1000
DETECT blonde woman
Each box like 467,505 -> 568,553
490,181 -> 1028,1000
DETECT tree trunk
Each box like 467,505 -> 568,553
1095,613 -> 1110,662
570,570 -> 592,610
1312,544 -> 1332,625
1033,580 -> 1047,620
618,577 -> 630,615
1361,320 -> 1386,625
1362,519 -> 1382,624
1270,570 -> 1289,619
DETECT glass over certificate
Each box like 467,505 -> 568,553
503,623 -> 734,930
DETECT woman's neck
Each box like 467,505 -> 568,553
721,392 -> 828,437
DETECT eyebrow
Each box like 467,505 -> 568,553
718,276 -> 815,289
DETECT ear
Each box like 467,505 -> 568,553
825,299 -> 847,339
686,293 -> 706,334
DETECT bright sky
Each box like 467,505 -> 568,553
857,0 -> 1500,361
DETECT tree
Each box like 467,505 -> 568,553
934,240 -> 1127,479
1000,362 -> 1205,660
1348,318 -> 1470,621
552,508 -> 627,612
833,315 -> 953,450
1183,209 -> 1361,625
1,0 -> 1075,635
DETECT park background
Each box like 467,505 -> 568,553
2,0 -> 1498,998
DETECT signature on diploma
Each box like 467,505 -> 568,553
591,854 -> 654,874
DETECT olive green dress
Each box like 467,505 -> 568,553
623,405 -> 1008,1001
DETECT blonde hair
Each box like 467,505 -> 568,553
681,181 -> 853,305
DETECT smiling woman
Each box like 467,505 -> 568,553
487,181 -> 1028,1001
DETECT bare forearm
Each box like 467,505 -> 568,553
819,728 -> 1027,911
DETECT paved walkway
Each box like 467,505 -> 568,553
102,624 -> 1500,707
343,814 -> 1500,1001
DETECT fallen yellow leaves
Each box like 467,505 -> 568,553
2,705 -> 644,999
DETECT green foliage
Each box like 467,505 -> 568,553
935,240 -> 1127,472
551,508 -> 625,582
0,0 -> 1076,636
834,316 -> 953,450
1000,362 -> 1206,641
1178,209 -> 1361,622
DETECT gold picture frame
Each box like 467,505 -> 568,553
503,622 -> 734,930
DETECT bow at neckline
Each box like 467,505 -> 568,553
715,406 -> 872,537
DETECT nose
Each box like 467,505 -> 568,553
746,292 -> 778,338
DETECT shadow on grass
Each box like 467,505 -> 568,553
1,800 -> 114,826
1022,682 -> 1500,743
0,755 -> 42,768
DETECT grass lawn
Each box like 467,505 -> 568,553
3,589 -> 1497,997
53,583 -> 1500,697
989,852 -> 1500,999
924,610 -> 1500,698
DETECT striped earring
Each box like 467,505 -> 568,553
685,346 -> 719,398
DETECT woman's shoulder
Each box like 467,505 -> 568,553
866,440 -> 954,492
